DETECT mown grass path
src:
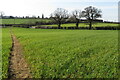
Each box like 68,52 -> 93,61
8,28 -> 32,79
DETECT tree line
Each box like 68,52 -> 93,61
0,6 -> 102,29
50,6 -> 102,29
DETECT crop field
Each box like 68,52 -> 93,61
7,27 -> 118,78
2,28 -> 12,78
1,19 -> 51,24
41,23 -> 118,27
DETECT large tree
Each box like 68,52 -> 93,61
50,8 -> 68,28
82,6 -> 102,29
72,10 -> 82,28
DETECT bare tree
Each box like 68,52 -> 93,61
82,6 -> 102,29
0,11 -> 5,18
72,10 -> 82,28
50,8 -> 68,28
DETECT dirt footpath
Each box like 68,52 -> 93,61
8,34 -> 32,79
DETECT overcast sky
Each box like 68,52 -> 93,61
0,0 -> 119,22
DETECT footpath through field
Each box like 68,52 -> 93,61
8,28 -> 32,79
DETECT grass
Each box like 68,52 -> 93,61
1,19 -> 118,28
1,19 -> 51,24
12,27 -> 118,78
0,28 -> 1,79
2,28 -> 12,78
41,23 -> 118,27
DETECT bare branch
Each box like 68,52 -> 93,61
51,8 -> 68,28
82,6 -> 102,29
71,10 -> 82,28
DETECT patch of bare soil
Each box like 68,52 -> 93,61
8,34 -> 32,80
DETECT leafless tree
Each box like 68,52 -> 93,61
72,10 -> 82,28
50,8 -> 68,28
0,11 -> 5,18
82,6 -> 102,29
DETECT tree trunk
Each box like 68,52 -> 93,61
89,21 -> 92,29
58,22 -> 61,29
76,19 -> 79,29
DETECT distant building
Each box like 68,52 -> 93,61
2,16 -> 10,19
81,19 -> 103,22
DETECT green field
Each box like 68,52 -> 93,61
8,27 -> 118,78
41,23 -> 118,27
1,19 -> 51,24
1,19 -> 119,28
2,28 -> 12,78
